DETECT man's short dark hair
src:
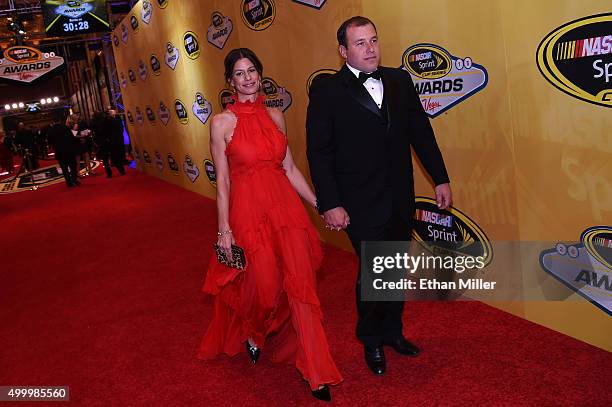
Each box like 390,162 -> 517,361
337,16 -> 377,47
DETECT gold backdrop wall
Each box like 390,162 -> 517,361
112,0 -> 611,350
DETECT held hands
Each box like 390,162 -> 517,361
435,183 -> 452,210
323,207 -> 350,231
217,230 -> 236,261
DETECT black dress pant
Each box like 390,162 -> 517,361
56,153 -> 78,186
110,150 -> 126,176
347,213 -> 413,348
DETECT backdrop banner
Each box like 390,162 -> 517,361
112,0 -> 611,350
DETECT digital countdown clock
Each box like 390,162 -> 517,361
43,0 -> 110,36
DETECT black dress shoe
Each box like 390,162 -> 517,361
364,346 -> 386,375
384,337 -> 420,356
311,385 -> 331,402
245,341 -> 260,364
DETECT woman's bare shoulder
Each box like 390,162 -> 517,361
210,111 -> 236,132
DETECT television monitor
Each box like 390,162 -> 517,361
43,1 -> 110,36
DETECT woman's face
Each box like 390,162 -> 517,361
230,57 -> 260,96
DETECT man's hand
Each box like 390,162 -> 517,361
323,207 -> 350,231
435,183 -> 452,210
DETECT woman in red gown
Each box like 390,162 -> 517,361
199,48 -> 342,401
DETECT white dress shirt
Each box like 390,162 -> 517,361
346,63 -> 384,109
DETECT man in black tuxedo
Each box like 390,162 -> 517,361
48,117 -> 79,187
306,16 -> 452,375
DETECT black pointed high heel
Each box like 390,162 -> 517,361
245,341 -> 260,364
311,385 -> 331,402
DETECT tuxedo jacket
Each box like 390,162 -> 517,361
47,124 -> 77,156
306,64 -> 449,237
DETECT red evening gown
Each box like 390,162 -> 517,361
198,96 -> 342,390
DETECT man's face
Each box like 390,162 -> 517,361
339,23 -> 380,73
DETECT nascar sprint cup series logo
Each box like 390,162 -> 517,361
158,101 -> 170,125
121,23 -> 128,43
402,44 -> 488,118
167,153 -> 180,175
207,12 -> 233,49
135,106 -> 144,125
307,68 -> 337,93
261,77 -> 292,112
133,146 -> 141,164
165,41 -> 180,70
292,0 -> 326,9
0,46 -> 64,83
183,31 -> 200,60
155,150 -> 164,172
412,197 -> 493,266
536,13 -> 612,108
130,15 -> 139,32
218,88 -> 235,109
146,105 -> 156,124
150,54 -> 161,75
138,59 -> 148,81
183,155 -> 200,183
241,0 -> 275,31
128,68 -> 136,84
174,99 -> 188,124
52,1 -> 93,18
540,226 -> 612,315
192,92 -> 212,124
143,149 -> 152,165
141,0 -> 153,24
203,159 -> 217,187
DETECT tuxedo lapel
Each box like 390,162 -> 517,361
381,68 -> 396,133
339,65 -> 382,118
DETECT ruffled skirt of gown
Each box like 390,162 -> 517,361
198,164 -> 342,390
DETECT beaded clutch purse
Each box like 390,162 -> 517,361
213,244 -> 247,271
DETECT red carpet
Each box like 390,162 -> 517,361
1,169 -> 610,406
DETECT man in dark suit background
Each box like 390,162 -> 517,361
306,16 -> 452,375
48,117 -> 79,187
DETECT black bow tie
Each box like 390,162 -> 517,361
358,69 -> 382,83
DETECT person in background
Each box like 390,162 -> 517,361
15,122 -> 39,171
72,114 -> 95,176
91,111 -> 116,178
0,130 -> 15,174
106,109 -> 126,176
48,116 -> 80,188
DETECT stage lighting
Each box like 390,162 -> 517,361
46,98 -> 52,104
7,20 -> 26,35
41,99 -> 46,104
11,103 -> 17,109
4,104 -> 10,110
18,102 -> 24,108
53,97 -> 59,102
